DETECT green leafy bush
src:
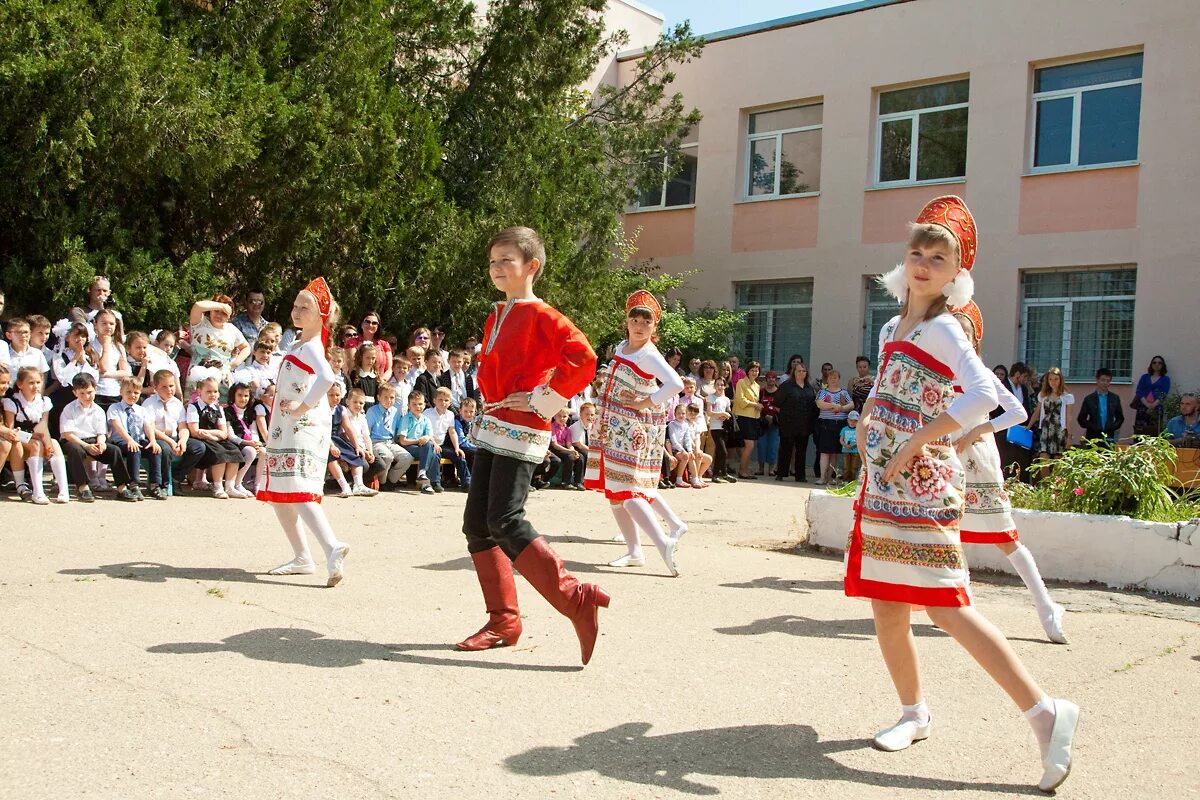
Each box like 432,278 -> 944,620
1006,437 -> 1195,522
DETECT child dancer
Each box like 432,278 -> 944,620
224,382 -> 263,498
455,226 -> 608,664
585,291 -> 687,576
949,301 -> 1066,644
849,196 -> 1077,792
185,377 -> 245,499
257,278 -> 350,588
3,366 -> 70,503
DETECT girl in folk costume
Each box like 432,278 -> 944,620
849,197 -> 1078,793
949,301 -> 1066,644
585,291 -> 688,576
455,226 -> 609,665
257,278 -> 351,588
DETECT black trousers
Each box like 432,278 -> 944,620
710,429 -> 728,476
171,438 -> 209,483
62,437 -> 131,486
462,448 -> 540,559
533,452 -> 560,484
777,431 -> 811,479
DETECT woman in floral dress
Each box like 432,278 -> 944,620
1026,367 -> 1073,479
848,196 -> 1078,793
949,302 -> 1066,644
257,278 -> 350,588
585,291 -> 687,576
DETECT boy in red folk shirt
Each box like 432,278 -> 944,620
455,226 -> 609,665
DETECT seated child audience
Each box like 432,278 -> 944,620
398,390 -> 438,494
424,386 -> 469,491
143,369 -> 188,496
231,340 -> 278,397
3,365 -> 70,503
365,383 -> 413,489
549,408 -> 583,489
685,404 -> 712,487
666,403 -> 699,489
328,385 -> 379,497
185,376 -> 246,499
107,375 -> 161,500
223,382 -> 263,498
454,396 -> 478,472
59,373 -> 136,502
413,350 -> 442,409
349,342 -> 380,408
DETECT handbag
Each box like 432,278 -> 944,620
1006,425 -> 1034,451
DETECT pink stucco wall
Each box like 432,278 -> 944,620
624,208 -> 695,259
731,197 -> 819,252
862,183 -> 969,244
1019,167 -> 1139,234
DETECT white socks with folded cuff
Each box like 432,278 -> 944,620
1007,544 -> 1054,618
1024,694 -> 1055,744
902,700 -> 931,727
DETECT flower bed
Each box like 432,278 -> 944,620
805,491 -> 1200,599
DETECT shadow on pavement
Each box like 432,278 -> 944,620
714,615 -> 948,640
147,627 -> 581,672
504,721 -> 1034,795
59,562 -> 325,589
719,576 -> 843,594
414,555 -> 621,577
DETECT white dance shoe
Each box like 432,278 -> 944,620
326,544 -> 350,587
1038,699 -> 1079,793
1041,603 -> 1068,644
611,533 -> 626,542
268,557 -> 316,576
608,553 -> 645,568
872,717 -> 931,751
662,538 -> 681,578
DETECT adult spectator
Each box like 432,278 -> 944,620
344,310 -> 393,382
188,295 -> 249,391
1131,355 -> 1170,436
814,369 -> 853,484
1166,394 -> 1200,443
429,324 -> 450,374
848,356 -> 874,413
84,276 -> 123,328
775,361 -> 817,481
993,364 -> 1008,383
783,354 -> 805,378
686,357 -> 702,383
732,360 -> 762,479
231,289 -> 270,342
664,347 -> 684,376
728,355 -> 747,387
696,360 -> 719,401
997,361 -> 1036,481
1004,362 -> 1035,414
1077,367 -> 1124,446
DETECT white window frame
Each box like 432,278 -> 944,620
632,143 -> 699,212
1027,54 -> 1143,174
735,280 -> 814,370
1019,268 -> 1137,383
743,104 -> 822,201
874,80 -> 969,187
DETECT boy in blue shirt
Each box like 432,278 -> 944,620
398,390 -> 438,494
365,383 -> 412,489
839,410 -> 860,483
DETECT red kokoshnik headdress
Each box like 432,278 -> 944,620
949,299 -> 984,346
626,289 -> 662,322
916,195 -> 977,272
304,276 -> 334,347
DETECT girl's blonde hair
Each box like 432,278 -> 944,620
1040,366 -> 1065,398
900,222 -> 961,321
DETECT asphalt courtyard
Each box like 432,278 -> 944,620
2,480 -> 1198,799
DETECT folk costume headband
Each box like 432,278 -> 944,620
879,194 -> 977,307
304,276 -> 334,347
626,290 -> 662,322
950,299 -> 984,346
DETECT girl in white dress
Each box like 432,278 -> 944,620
256,278 -> 350,587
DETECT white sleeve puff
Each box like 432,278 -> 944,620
929,315 -> 998,427
641,347 -> 685,407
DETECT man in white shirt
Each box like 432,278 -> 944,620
58,373 -> 136,502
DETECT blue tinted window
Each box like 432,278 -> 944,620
1034,97 -> 1073,167
1079,84 -> 1141,165
1035,53 -> 1142,93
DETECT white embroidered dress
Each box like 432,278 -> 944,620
257,338 -> 336,504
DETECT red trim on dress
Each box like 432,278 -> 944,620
961,529 -> 1020,544
282,354 -> 315,375
256,489 -> 323,504
610,353 -> 657,382
882,340 -> 953,379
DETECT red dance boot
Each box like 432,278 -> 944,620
456,547 -> 523,651
513,537 -> 611,665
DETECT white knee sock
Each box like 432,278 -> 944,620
351,466 -> 364,488
651,495 -> 687,538
272,504 -> 313,563
49,455 -> 69,497
610,504 -> 643,559
237,447 -> 256,486
296,501 -> 344,561
26,457 -> 45,498
623,497 -> 672,561
13,468 -> 26,489
1008,544 -> 1055,618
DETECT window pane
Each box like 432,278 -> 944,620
664,150 -> 697,206
1068,300 -> 1134,381
879,79 -> 969,114
748,138 -> 777,196
1035,53 -> 1143,93
736,280 -> 813,307
749,104 -> 822,134
742,310 -> 770,366
1034,97 -> 1073,167
1023,271 -> 1069,299
779,129 -> 821,194
864,283 -> 899,362
1024,305 -> 1065,375
1079,84 -> 1141,165
879,118 -> 912,182
916,107 -> 968,180
769,307 -> 812,373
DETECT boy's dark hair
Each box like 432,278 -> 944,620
253,340 -> 272,352
1009,361 -> 1029,376
487,226 -> 546,279
72,373 -> 97,390
856,355 -> 871,366
1095,367 -> 1113,380
151,369 -> 175,385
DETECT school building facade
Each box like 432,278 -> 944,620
613,0 -> 1200,426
